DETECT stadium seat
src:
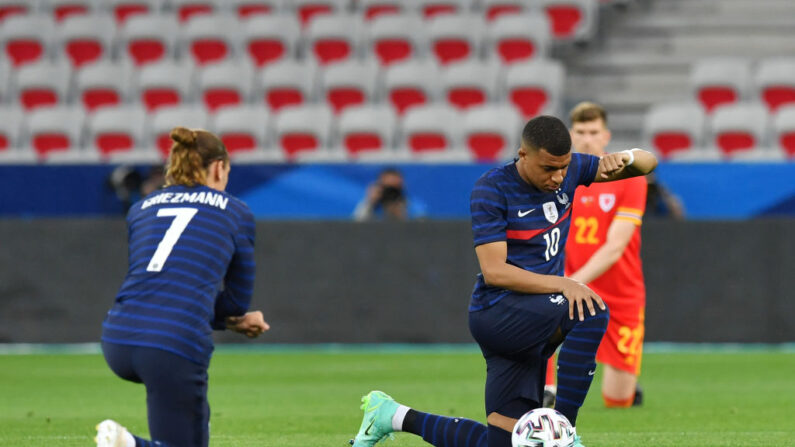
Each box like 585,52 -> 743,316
503,59 -> 565,118
240,14 -> 300,68
690,58 -> 751,113
337,104 -> 397,157
462,104 -> 522,161
256,59 -> 317,111
149,105 -> 209,157
0,15 -> 54,67
427,13 -> 485,66
411,0 -> 473,19
108,0 -> 163,24
120,13 -> 179,66
0,106 -> 24,152
399,103 -> 461,154
137,60 -> 195,111
180,14 -> 239,66
291,0 -> 347,27
56,14 -> 115,68
709,102 -> 768,157
441,60 -> 500,110
169,0 -> 215,22
305,13 -> 362,66
212,105 -> 276,160
382,59 -> 440,115
319,59 -> 379,114
0,0 -> 38,22
642,102 -> 706,160
358,0 -> 406,21
225,0 -> 284,18
86,105 -> 151,160
365,14 -> 427,67
26,106 -> 86,160
13,60 -> 71,111
273,104 -> 334,159
485,12 -> 550,65
43,0 -> 96,21
538,0 -> 597,42
480,0 -> 534,21
197,61 -> 254,112
772,104 -> 795,158
75,61 -> 134,112
754,57 -> 795,113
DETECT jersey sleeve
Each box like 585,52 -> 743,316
614,176 -> 648,226
575,153 -> 601,187
470,173 -> 507,247
211,203 -> 256,330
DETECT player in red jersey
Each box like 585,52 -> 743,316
545,102 -> 648,408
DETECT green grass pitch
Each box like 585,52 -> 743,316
0,347 -> 793,446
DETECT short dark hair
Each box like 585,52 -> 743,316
521,115 -> 571,156
570,101 -> 607,125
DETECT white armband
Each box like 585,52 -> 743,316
620,149 -> 637,166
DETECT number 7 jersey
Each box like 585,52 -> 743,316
102,184 -> 256,367
469,153 -> 600,311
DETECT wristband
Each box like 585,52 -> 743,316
620,149 -> 636,166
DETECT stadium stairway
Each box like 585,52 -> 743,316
555,0 -> 795,150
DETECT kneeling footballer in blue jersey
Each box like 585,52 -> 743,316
351,115 -> 658,447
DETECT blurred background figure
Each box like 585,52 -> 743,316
353,167 -> 408,221
645,173 -> 686,220
107,165 -> 165,212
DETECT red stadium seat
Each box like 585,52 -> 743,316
504,59 -> 565,118
414,0 -> 472,19
87,106 -> 147,157
46,0 -> 95,22
366,14 -> 426,67
256,60 -> 316,111
212,105 -> 271,155
138,61 -> 194,112
428,13 -> 484,66
120,14 -> 178,66
441,60 -> 499,110
14,61 -> 71,111
539,0 -> 597,41
0,1 -> 33,21
710,103 -> 767,156
228,0 -> 283,18
197,61 -> 253,112
755,58 -> 795,112
150,105 -> 209,157
242,15 -> 299,68
57,14 -> 115,67
170,0 -> 214,22
486,13 -> 550,65
481,0 -> 531,21
1,16 -> 54,67
463,104 -> 521,161
772,105 -> 795,158
292,0 -> 346,27
690,58 -> 751,113
400,104 -> 461,154
359,0 -> 405,21
273,104 -> 333,159
643,102 -> 706,159
27,106 -> 85,159
76,61 -> 133,112
337,104 -> 396,157
305,14 -> 360,66
181,14 -> 238,66
382,59 -> 440,115
320,60 -> 378,114
110,0 -> 161,24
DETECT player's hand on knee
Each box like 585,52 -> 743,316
561,278 -> 606,321
226,311 -> 270,338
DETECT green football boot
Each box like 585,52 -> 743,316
350,390 -> 399,447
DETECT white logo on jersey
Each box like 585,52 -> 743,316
543,201 -> 558,224
549,294 -> 565,305
556,192 -> 569,205
518,208 -> 535,217
599,193 -> 616,212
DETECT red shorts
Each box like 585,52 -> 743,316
596,305 -> 645,375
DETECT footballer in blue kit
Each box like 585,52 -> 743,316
351,116 -> 658,447
95,127 -> 269,447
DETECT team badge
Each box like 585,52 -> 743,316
543,201 -> 558,223
556,192 -> 569,205
599,193 -> 616,212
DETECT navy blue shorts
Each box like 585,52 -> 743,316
469,292 -> 576,416
102,342 -> 210,447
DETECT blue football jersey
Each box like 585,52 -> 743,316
102,184 -> 256,366
469,152 -> 600,311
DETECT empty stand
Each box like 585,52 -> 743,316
503,59 -> 565,118
772,104 -> 795,158
26,106 -> 86,159
399,103 -> 461,154
709,102 -> 768,157
305,13 -> 362,66
0,15 -> 54,67
291,0 -> 348,27
137,60 -> 195,111
411,0 -> 473,19
108,0 -> 163,24
225,0 -> 284,18
14,61 -> 71,111
441,60 -> 500,110
256,60 -> 317,111
43,0 -> 96,22
538,0 -> 597,42
212,105 -> 272,157
273,104 -> 334,159
690,58 -> 752,113
427,13 -> 485,66
149,105 -> 209,157
462,104 -> 522,161
337,104 -> 397,157
120,13 -> 179,66
0,1 -> 38,21
86,105 -> 148,159
365,14 -> 426,66
170,0 -> 215,22
485,12 -> 550,65
56,14 -> 115,67
76,61 -> 134,112
754,57 -> 795,112
358,0 -> 406,21
180,13 -> 239,66
241,14 -> 300,68
382,59 -> 440,115
642,102 -> 706,159
480,0 -> 534,21
197,61 -> 254,112
320,59 -> 379,114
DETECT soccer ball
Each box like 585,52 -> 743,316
511,408 -> 576,447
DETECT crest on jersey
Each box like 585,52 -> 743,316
543,201 -> 558,223
599,193 -> 616,212
556,192 -> 569,206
